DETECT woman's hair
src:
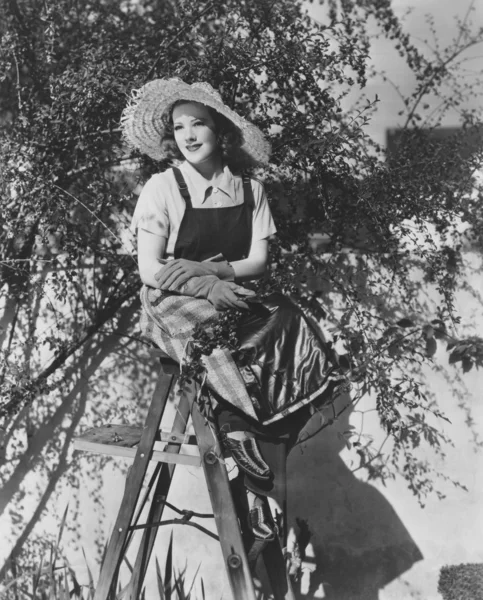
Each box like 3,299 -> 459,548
159,100 -> 244,167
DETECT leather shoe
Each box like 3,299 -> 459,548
222,435 -> 271,481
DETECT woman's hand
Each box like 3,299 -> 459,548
155,259 -> 216,290
207,281 -> 256,311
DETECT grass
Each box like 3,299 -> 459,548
0,509 -> 206,600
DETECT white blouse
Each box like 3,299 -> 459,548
130,161 -> 277,257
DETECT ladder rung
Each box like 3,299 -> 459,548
73,439 -> 201,467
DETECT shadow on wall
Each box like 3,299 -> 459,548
287,395 -> 423,600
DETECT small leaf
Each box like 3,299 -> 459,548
382,326 -> 401,337
462,357 -> 473,373
356,449 -> 366,467
338,354 -> 351,372
448,351 -> 458,364
426,337 -> 437,357
397,318 -> 414,328
431,319 -> 447,339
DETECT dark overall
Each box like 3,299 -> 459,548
171,167 -> 339,495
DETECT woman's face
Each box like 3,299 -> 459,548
172,102 -> 220,166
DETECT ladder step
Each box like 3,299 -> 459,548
74,424 -> 197,447
73,439 -> 201,467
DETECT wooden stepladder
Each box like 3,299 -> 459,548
74,354 -> 295,600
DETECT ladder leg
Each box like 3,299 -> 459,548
127,383 -> 190,600
93,368 -> 176,600
260,442 -> 296,600
189,390 -> 258,600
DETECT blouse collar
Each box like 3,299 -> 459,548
178,161 -> 237,204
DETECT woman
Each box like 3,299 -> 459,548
122,78 -> 343,545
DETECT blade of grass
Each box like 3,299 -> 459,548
53,504 -> 70,566
173,570 -> 187,600
31,552 -> 44,598
81,548 -> 95,598
61,567 -> 70,600
164,532 -> 173,600
99,539 -> 109,571
200,577 -> 205,600
186,562 -> 202,599
68,565 -> 82,598
155,557 -> 166,600
49,566 -> 56,600
48,541 -> 55,596
49,502 -> 69,597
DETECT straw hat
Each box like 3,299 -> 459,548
121,78 -> 271,165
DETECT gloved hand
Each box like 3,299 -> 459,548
180,276 -> 255,310
155,258 -> 235,291
207,281 -> 256,311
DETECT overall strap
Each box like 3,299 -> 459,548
242,173 -> 255,210
172,167 -> 192,208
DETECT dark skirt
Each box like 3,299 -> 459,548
232,292 -> 341,425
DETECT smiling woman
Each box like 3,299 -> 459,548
173,103 -> 229,166
159,99 -> 245,171
122,77 -> 345,558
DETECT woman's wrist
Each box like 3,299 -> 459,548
203,260 -> 235,281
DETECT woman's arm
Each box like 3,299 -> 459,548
137,227 -> 256,309
152,238 -> 270,290
137,228 -> 167,288
230,239 -> 269,282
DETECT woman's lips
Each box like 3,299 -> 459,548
186,144 -> 201,151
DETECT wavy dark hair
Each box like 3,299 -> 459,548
159,100 -> 245,168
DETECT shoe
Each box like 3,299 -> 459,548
222,435 -> 271,481
249,498 -> 276,541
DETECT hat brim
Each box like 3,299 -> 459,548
121,79 -> 271,165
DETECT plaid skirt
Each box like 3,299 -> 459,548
140,286 -> 343,426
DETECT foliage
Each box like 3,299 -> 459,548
1,0 -> 483,583
438,563 -> 483,600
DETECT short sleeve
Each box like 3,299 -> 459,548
130,174 -> 169,238
251,179 -> 277,243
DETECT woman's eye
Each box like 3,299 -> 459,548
174,125 -> 182,131
194,121 -> 204,127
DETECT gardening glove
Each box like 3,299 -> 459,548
181,276 -> 255,311
207,281 -> 255,311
